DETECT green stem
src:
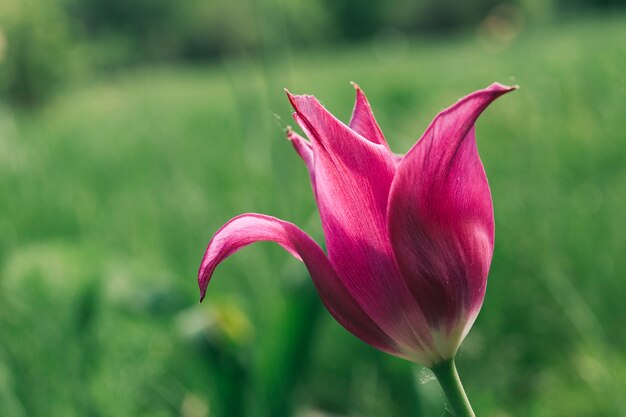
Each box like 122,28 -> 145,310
431,358 -> 476,417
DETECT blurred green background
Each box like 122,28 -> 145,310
1,0 -> 625,416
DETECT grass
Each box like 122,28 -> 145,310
0,14 -> 625,417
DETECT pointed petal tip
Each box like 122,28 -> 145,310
285,88 -> 312,107
439,82 -> 517,120
198,280 -> 207,302
291,111 -> 302,125
351,82 -> 369,101
286,91 -> 319,107
286,124 -> 314,169
488,82 -> 519,93
198,268 -> 209,302
285,124 -> 300,139
285,125 -> 302,145
284,88 -> 296,104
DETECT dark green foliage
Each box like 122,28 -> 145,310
2,0 -> 623,106
0,0 -> 75,105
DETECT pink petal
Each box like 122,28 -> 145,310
388,83 -> 516,347
286,126 -> 314,174
198,213 -> 402,356
286,126 -> 318,201
348,82 -> 390,150
287,91 -> 435,358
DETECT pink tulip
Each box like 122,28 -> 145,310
199,83 -> 515,367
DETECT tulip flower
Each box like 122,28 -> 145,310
199,82 -> 515,416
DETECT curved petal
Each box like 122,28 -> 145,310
388,83 -> 516,355
349,83 -> 390,150
286,126 -> 314,174
287,91 -> 435,360
198,213 -> 403,356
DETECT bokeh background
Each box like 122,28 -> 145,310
1,0 -> 625,416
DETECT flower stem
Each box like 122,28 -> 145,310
431,358 -> 476,417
